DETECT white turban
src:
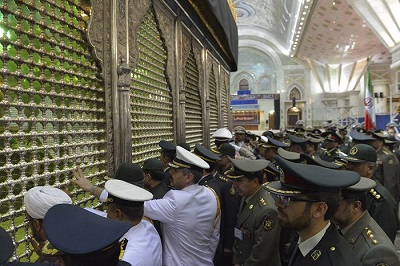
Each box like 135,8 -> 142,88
24,186 -> 72,219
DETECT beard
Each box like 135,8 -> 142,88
278,204 -> 312,231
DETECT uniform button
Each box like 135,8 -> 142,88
330,247 -> 335,251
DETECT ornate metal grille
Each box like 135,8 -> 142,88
209,67 -> 218,148
221,79 -> 229,128
0,0 -> 106,261
131,8 -> 173,164
184,49 -> 202,149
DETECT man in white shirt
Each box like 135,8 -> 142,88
264,156 -> 361,265
144,146 -> 220,266
104,179 -> 162,266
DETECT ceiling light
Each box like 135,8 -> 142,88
297,31 -> 301,34
301,17 -> 305,21
305,5 -> 309,9
303,12 -> 307,15
300,22 -> 304,25
298,27 -> 302,30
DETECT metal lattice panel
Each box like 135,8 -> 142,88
221,80 -> 229,128
0,0 -> 106,261
131,9 -> 173,164
209,67 -> 218,148
184,49 -> 202,149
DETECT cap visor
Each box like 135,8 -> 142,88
262,181 -> 304,196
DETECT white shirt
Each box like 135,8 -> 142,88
121,220 -> 162,266
298,222 -> 331,256
84,208 -> 162,266
144,184 -> 220,266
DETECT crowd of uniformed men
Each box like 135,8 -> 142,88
2,121 -> 400,266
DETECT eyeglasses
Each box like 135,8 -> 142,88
271,194 -> 319,208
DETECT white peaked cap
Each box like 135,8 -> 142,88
105,179 -> 153,203
212,128 -> 233,139
170,146 -> 210,170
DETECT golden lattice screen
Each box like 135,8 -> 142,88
209,66 -> 218,149
131,8 -> 173,164
0,0 -> 106,261
184,48 -> 202,149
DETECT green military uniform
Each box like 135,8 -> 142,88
342,211 -> 399,265
366,177 -> 397,242
289,224 -> 359,266
233,188 -> 281,265
374,147 -> 400,202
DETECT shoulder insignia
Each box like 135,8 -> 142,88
230,186 -> 235,195
369,189 -> 382,200
207,186 -> 221,218
383,150 -> 388,155
259,197 -> 267,206
263,218 -> 274,231
249,204 -> 254,209
364,227 -> 379,245
388,159 -> 394,165
219,175 -> 229,182
311,249 -> 321,261
119,238 -> 128,260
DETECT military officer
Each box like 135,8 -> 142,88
226,158 -> 281,266
332,177 -> 399,265
43,204 -> 132,266
339,144 -> 397,242
369,130 -> 400,203
288,134 -> 310,154
258,135 -> 289,164
215,143 -> 240,266
264,156 -> 361,266
158,140 -> 176,186
104,180 -> 162,266
318,131 -> 342,162
142,158 -> 170,199
144,146 -> 219,265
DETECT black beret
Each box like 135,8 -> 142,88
142,158 -> 163,171
218,143 -> 235,158
264,156 -> 360,196
43,204 -> 131,255
159,140 -> 176,152
113,163 -> 144,187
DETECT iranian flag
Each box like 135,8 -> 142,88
364,69 -> 375,130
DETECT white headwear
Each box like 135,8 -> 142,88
24,186 -> 72,219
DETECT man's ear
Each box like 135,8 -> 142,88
351,201 -> 362,213
312,202 -> 328,219
33,219 -> 42,232
185,172 -> 194,184
115,209 -> 123,221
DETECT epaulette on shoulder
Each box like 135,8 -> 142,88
364,226 -> 379,246
218,175 -> 229,182
41,240 -> 62,256
369,188 -> 382,201
383,150 -> 389,155
259,197 -> 267,206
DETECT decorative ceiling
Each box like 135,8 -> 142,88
234,0 -> 398,65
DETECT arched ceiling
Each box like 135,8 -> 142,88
234,0 -> 400,66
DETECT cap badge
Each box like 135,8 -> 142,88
349,147 -> 358,155
311,249 -> 321,261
